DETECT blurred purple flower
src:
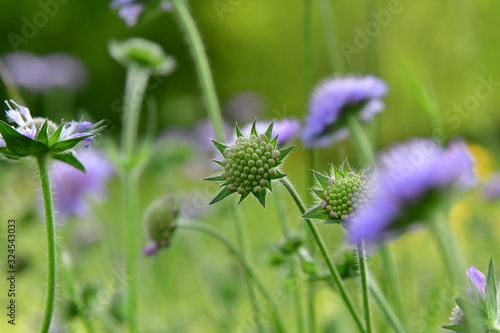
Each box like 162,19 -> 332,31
143,241 -> 158,256
110,0 -> 172,27
349,138 -> 475,246
303,75 -> 388,148
482,173 -> 500,201
2,52 -> 88,93
50,150 -> 113,223
224,91 -> 265,123
238,119 -> 301,146
466,266 -> 486,298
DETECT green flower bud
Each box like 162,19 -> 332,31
143,196 -> 178,256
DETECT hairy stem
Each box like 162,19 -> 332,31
37,156 -> 57,333
279,178 -> 365,332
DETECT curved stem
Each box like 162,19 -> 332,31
37,156 -> 57,333
357,243 -> 373,333
171,0 -> 224,141
179,222 -> 286,333
279,178 -> 365,332
121,65 -> 150,333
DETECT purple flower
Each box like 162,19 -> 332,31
466,266 -> 486,298
2,52 -> 87,93
302,75 -> 388,148
50,150 -> 113,223
110,0 -> 145,26
238,119 -> 301,146
482,173 -> 500,201
224,91 -> 265,123
348,138 -> 475,246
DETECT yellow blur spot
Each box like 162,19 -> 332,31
468,144 -> 494,181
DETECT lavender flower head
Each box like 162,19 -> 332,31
50,150 -> 113,223
2,52 -> 88,93
482,173 -> 500,201
238,119 -> 301,147
110,0 -> 172,27
466,266 -> 486,298
349,138 -> 475,246
303,75 -> 388,148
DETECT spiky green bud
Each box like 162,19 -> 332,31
205,121 -> 295,207
303,161 -> 373,224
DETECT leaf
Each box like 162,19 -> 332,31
238,191 -> 250,204
302,206 -> 329,219
49,124 -> 64,146
252,189 -> 267,208
36,120 -> 49,145
264,179 -> 273,191
50,135 -> 93,153
313,171 -> 329,190
265,121 -> 274,139
250,120 -> 258,136
235,123 -> 243,138
212,160 -> 224,167
325,217 -> 341,224
342,160 -> 352,174
333,165 -> 344,178
209,187 -> 235,205
441,325 -> 466,332
0,120 -> 48,156
211,140 -> 229,157
273,170 -> 287,179
486,259 -> 498,323
203,175 -> 225,181
52,153 -> 86,172
312,189 -> 325,199
278,145 -> 295,161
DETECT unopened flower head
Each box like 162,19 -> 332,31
304,161 -> 373,224
110,0 -> 172,27
109,37 -> 175,75
0,100 -> 104,171
143,195 -> 178,256
205,121 -> 295,207
236,118 -> 301,147
302,75 -> 388,148
349,138 -> 475,246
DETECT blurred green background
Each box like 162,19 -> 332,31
1,0 -> 500,332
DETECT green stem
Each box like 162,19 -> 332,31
368,277 -> 407,333
307,150 -> 316,332
37,156 -> 57,333
179,222 -> 286,333
171,0 -> 224,141
357,243 -> 373,333
171,1 -> 265,330
279,178 -> 365,332
121,65 -> 150,333
304,0 -> 313,99
274,189 -> 305,333
231,206 -> 264,332
318,0 -> 346,73
346,115 -> 374,166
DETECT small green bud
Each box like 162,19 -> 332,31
143,196 -> 178,256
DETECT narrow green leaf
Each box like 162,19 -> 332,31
49,124 -> 64,146
325,217 -> 341,224
203,175 -> 225,181
265,179 -> 273,191
342,160 -> 352,174
313,189 -> 325,199
302,206 -> 329,219
238,191 -> 250,204
273,170 -> 287,179
333,166 -> 344,178
250,120 -> 258,136
235,123 -> 243,138
486,259 -> 498,322
52,153 -> 86,172
209,187 -> 235,205
278,145 -> 295,161
270,136 -> 278,147
265,121 -> 274,139
36,120 -> 49,145
441,325 -> 466,332
212,140 -> 229,157
50,135 -> 93,153
212,160 -> 224,167
0,120 -> 48,156
253,189 -> 267,207
313,171 -> 329,189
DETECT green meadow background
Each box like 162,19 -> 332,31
1,0 -> 500,332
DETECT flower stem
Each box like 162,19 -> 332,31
368,276 -> 408,333
37,156 -> 57,333
121,65 -> 150,333
171,0 -> 224,141
346,115 -> 374,167
274,189 -> 305,333
357,243 -> 373,333
279,178 -> 365,332
317,0 -> 346,74
170,1 -> 265,330
178,222 -> 286,333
